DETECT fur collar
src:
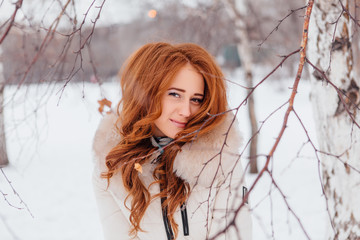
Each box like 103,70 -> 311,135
93,112 -> 243,188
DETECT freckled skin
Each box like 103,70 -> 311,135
153,63 -> 204,138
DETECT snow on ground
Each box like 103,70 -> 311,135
0,68 -> 328,240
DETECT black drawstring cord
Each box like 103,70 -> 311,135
161,198 -> 189,239
181,203 -> 189,236
161,195 -> 174,240
160,182 -> 189,239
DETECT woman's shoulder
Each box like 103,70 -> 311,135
92,112 -> 121,165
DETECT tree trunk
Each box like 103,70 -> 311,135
0,46 -> 9,166
225,0 -> 258,173
308,0 -> 360,239
243,60 -> 258,174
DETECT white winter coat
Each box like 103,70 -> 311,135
92,112 -> 253,240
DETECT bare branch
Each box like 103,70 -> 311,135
258,4 -> 308,48
0,168 -> 33,217
0,0 -> 23,45
339,0 -> 360,27
305,57 -> 360,129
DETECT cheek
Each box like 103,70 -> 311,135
191,105 -> 202,115
161,98 -> 175,115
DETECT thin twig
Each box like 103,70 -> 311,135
258,5 -> 308,48
0,0 -> 23,45
1,168 -> 33,217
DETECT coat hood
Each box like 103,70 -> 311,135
93,111 -> 243,188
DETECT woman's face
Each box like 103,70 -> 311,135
153,63 -> 205,138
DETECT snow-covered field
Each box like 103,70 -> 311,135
0,68 -> 328,240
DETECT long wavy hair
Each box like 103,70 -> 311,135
102,42 -> 227,238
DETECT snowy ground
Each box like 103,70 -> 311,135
0,68 -> 328,240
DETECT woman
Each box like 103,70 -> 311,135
92,42 -> 252,240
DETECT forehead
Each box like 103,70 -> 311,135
169,63 -> 204,93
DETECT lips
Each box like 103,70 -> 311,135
170,119 -> 187,128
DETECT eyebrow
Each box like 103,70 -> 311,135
168,87 -> 204,97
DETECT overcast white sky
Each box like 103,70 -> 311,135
0,0 -> 144,28
0,0 -> 209,28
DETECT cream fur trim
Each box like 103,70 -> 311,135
92,112 -> 243,188
92,113 -> 121,165
174,112 -> 243,187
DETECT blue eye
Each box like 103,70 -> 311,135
191,98 -> 203,104
169,92 -> 180,98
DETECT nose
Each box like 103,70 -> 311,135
178,100 -> 191,118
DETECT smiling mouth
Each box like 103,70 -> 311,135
170,119 -> 187,128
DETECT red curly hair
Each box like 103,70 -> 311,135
103,42 -> 228,238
